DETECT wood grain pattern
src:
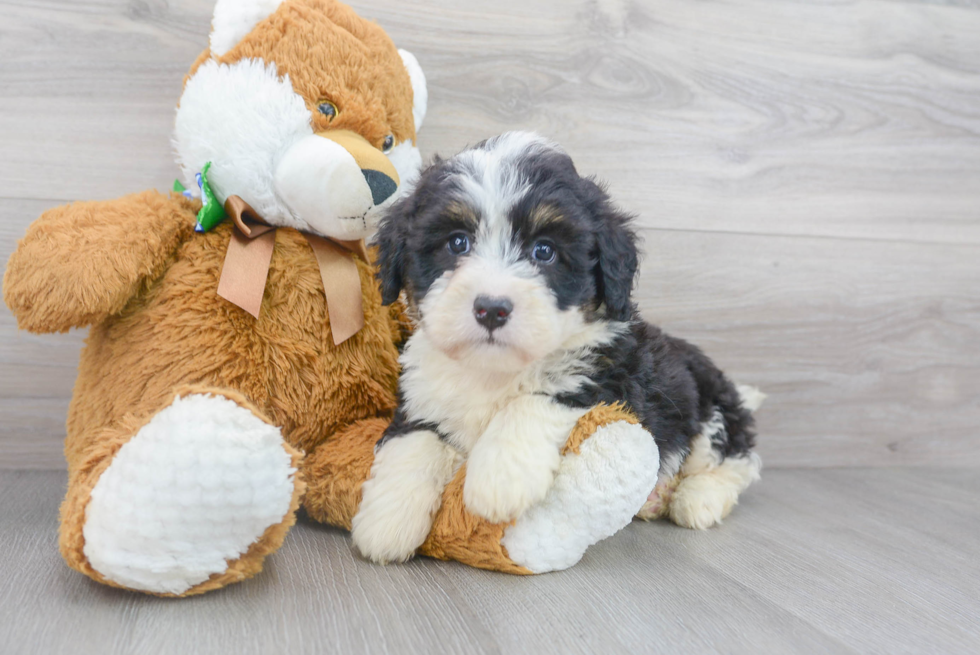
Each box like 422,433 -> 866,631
4,0 -> 979,242
636,228 -> 980,467
1,468 -> 977,654
1,0 -> 979,468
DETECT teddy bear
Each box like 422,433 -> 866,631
3,0 -> 662,597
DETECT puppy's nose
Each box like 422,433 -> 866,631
473,295 -> 513,332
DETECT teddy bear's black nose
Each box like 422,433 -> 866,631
361,169 -> 397,206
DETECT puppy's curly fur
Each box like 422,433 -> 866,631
352,132 -> 762,563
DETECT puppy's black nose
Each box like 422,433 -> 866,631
473,295 -> 513,332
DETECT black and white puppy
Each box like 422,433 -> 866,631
352,132 -> 762,564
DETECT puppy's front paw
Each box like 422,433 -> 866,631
351,431 -> 458,564
351,499 -> 428,565
463,450 -> 557,523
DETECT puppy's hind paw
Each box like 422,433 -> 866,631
668,453 -> 761,530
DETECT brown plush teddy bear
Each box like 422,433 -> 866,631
3,0 -> 662,597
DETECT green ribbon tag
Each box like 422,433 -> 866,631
194,162 -> 226,233
173,178 -> 187,194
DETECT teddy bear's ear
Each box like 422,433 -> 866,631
210,0 -> 285,57
398,49 -> 428,134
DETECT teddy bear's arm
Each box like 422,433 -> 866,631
3,190 -> 196,333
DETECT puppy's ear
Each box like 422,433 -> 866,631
374,156 -> 445,305
588,181 -> 638,321
374,203 -> 408,306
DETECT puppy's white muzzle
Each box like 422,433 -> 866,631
421,256 -> 582,372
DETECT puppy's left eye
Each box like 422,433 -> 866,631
382,135 -> 395,153
447,232 -> 471,255
532,241 -> 556,264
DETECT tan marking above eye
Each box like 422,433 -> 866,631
445,202 -> 480,229
529,204 -> 564,227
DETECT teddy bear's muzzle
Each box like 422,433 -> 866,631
274,130 -> 400,240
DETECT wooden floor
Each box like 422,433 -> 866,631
1,468 -> 977,654
1,1 -> 979,653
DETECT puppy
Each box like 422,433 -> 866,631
351,132 -> 762,564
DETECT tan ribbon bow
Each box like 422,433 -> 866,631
215,195 -> 368,345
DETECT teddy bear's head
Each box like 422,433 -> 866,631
173,0 -> 426,240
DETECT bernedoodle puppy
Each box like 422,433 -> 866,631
352,132 -> 763,564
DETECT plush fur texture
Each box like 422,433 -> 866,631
210,0 -> 285,57
10,190 -> 406,595
362,132 -> 762,562
3,190 -> 198,334
397,49 -> 427,134
175,58 -> 317,232
56,385 -> 307,598
176,0 -> 424,240
83,392 -> 300,595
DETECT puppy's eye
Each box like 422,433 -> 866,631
447,232 -> 471,255
532,240 -> 556,264
382,135 -> 395,153
317,101 -> 338,120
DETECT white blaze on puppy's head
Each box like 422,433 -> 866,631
172,0 -> 427,240
375,131 -> 640,373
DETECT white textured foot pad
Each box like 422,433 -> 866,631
83,394 -> 297,594
502,421 -> 659,573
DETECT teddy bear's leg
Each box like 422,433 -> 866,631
301,417 -> 391,529
302,406 -> 658,574
495,406 -> 659,573
60,386 -> 304,596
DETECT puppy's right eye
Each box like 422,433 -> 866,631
447,233 -> 471,255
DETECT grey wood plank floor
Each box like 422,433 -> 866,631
2,0 -> 979,469
1,468 -> 977,654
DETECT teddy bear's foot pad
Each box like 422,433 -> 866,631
82,393 -> 298,594
501,420 -> 659,573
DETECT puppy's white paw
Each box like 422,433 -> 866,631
463,445 -> 558,523
351,501 -> 433,565
669,453 -> 761,530
668,475 -> 736,530
351,431 -> 458,564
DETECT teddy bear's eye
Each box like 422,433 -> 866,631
382,135 -> 395,153
317,101 -> 338,120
